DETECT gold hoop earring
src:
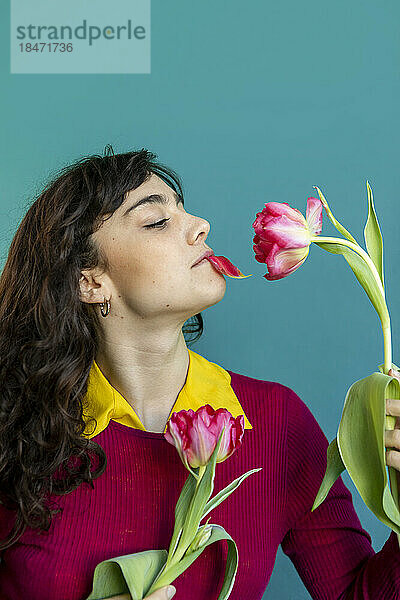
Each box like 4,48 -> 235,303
100,297 -> 110,317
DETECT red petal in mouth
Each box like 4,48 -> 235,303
206,255 -> 251,278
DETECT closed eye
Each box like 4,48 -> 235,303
144,218 -> 170,229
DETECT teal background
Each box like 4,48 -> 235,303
1,1 -> 400,598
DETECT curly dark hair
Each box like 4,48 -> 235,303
0,145 -> 203,552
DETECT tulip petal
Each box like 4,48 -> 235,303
207,255 -> 252,278
222,416 -> 244,461
253,234 -> 274,264
197,404 -> 215,428
165,405 -> 245,471
189,411 -> 218,467
165,417 -> 192,470
210,410 -> 245,463
252,212 -> 274,236
256,214 -> 311,248
264,245 -> 309,280
212,414 -> 232,461
262,202 -> 307,226
217,427 -> 234,462
306,197 -> 323,236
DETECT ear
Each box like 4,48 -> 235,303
79,270 -> 108,305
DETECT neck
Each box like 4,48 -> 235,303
94,324 -> 190,432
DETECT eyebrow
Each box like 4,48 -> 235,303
122,191 -> 184,216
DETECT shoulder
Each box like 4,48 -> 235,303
226,370 -> 329,465
227,368 -> 322,433
227,367 -> 301,406
226,367 -> 312,429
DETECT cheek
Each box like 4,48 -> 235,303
109,239 -> 187,292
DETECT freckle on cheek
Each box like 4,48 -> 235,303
166,304 -> 170,307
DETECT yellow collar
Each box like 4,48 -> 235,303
82,349 -> 252,438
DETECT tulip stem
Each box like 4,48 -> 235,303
383,325 -> 400,549
310,235 -> 392,363
381,323 -> 399,550
310,234 -> 393,369
147,464 -> 211,594
383,325 -> 392,376
196,465 -> 206,487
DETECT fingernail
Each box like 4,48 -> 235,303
167,585 -> 176,599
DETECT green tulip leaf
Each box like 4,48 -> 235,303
173,429 -> 226,561
314,186 -> 358,245
363,181 -> 384,289
217,528 -> 239,600
312,437 -> 345,512
167,473 -> 197,558
202,467 -> 262,519
334,372 -> 400,532
86,548 -> 168,600
152,524 -> 238,600
313,240 -> 387,322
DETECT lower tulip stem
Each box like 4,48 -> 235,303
381,324 -> 400,548
387,464 -> 400,549
146,565 -> 174,595
196,465 -> 206,487
157,464 -> 208,586
382,324 -> 392,375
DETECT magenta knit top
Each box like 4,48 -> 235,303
0,370 -> 399,599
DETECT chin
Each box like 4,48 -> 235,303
178,276 -> 226,320
197,278 -> 227,311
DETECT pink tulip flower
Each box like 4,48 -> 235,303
252,197 -> 323,280
164,404 -> 245,471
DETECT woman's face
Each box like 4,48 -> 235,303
81,173 -> 226,324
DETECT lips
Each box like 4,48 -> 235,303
192,250 -> 215,267
192,249 -> 251,278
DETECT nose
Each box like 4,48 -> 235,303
188,215 -> 210,245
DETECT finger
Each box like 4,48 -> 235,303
145,585 -> 176,600
386,449 -> 400,470
389,368 -> 400,381
385,428 -> 400,447
384,428 -> 400,448
386,398 -> 400,417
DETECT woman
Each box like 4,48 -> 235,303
0,146 -> 399,600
